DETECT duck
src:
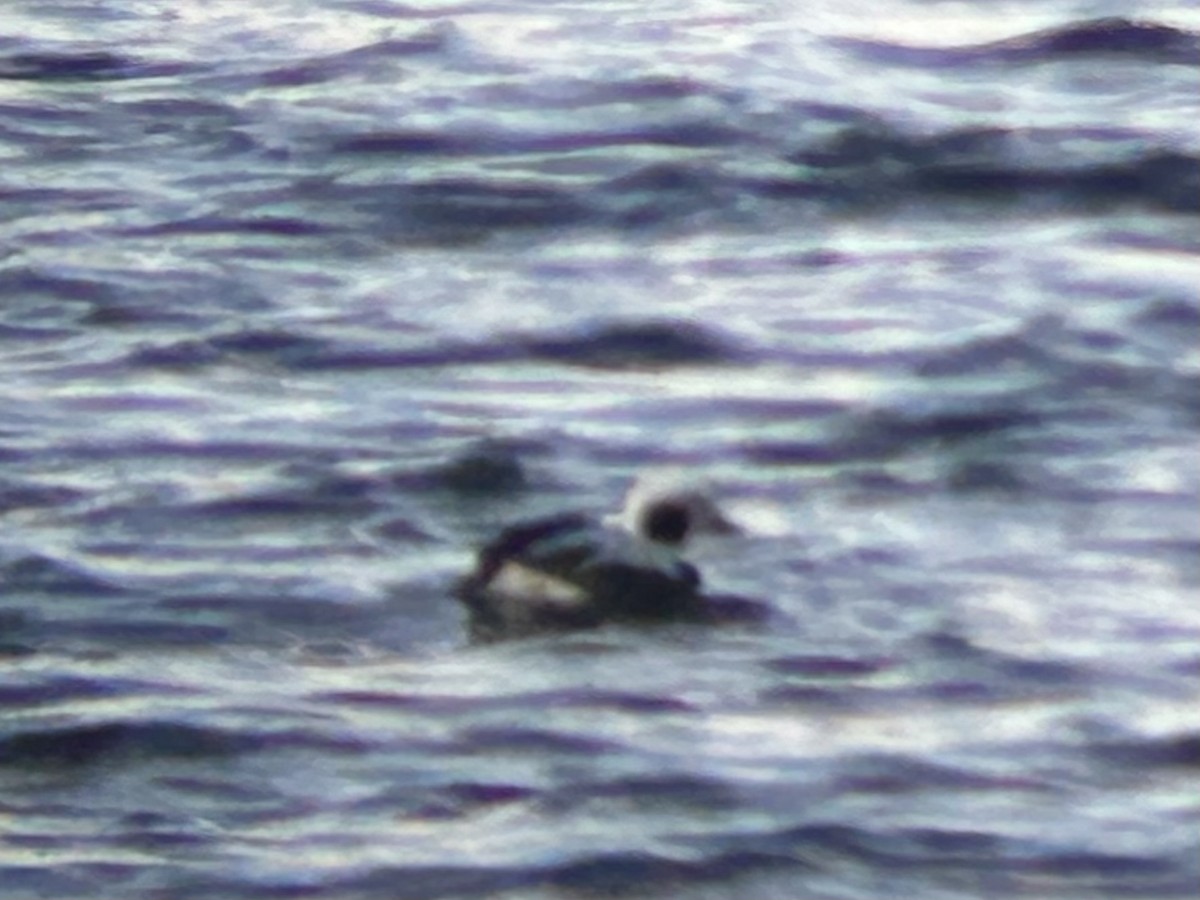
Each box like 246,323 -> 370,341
455,474 -> 747,641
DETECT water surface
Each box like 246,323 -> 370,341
1,2 -> 1198,898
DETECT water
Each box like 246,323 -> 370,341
2,1 -> 1198,897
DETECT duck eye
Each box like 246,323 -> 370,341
642,501 -> 690,545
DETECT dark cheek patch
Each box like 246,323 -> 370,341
642,501 -> 690,545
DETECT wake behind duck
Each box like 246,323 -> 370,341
455,475 -> 759,641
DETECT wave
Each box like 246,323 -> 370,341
3,20 -> 1195,249
835,17 -> 1200,67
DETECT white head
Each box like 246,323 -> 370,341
613,472 -> 739,551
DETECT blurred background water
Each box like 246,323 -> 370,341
1,1 -> 1198,898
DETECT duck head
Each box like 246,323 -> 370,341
616,473 -> 739,551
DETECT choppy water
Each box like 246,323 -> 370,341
2,2 -> 1199,898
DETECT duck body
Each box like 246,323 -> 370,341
456,507 -> 707,642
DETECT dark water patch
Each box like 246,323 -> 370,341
0,185 -> 126,224
0,722 -> 265,768
1018,850 -> 1186,892
337,119 -> 740,160
0,674 -> 189,709
124,339 -> 227,370
1134,297 -> 1200,331
496,688 -> 698,715
603,162 -> 750,227
0,866 -> 118,900
185,485 -> 379,520
915,329 -> 1052,379
718,821 -> 1010,873
0,265 -> 121,314
1169,656 -> 1200,677
0,50 -> 157,82
1085,731 -> 1200,770
764,654 -> 894,679
588,119 -> 744,150
319,685 -> 697,718
591,73 -> 718,104
0,322 -> 75,342
394,179 -> 591,232
118,214 -> 337,239
987,17 -> 1200,62
333,155 -> 737,234
0,479 -> 85,512
847,405 -> 1043,460
545,772 -> 739,814
830,823 -> 1014,868
739,439 -> 852,467
758,683 -> 866,708
303,864 -> 537,900
80,280 -> 268,330
453,724 -> 622,756
518,319 -> 739,370
942,459 -> 1029,493
834,754 -> 1052,796
332,129 -> 471,156
545,849 -> 801,895
117,97 -> 245,127
835,17 -> 1200,67
156,775 -> 283,805
832,469 -> 930,496
275,338 -> 513,370
9,809 -> 222,859
913,148 -> 1200,214
113,817 -> 218,853
54,618 -> 233,649
129,327 -> 326,369
787,119 -> 1200,214
431,779 -> 535,809
53,436 -> 334,464
128,319 -> 742,374
0,553 -> 125,596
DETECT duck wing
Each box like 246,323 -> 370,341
473,512 -> 595,584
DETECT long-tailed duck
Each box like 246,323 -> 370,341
456,475 -> 748,641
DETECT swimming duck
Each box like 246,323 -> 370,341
456,475 -> 741,641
